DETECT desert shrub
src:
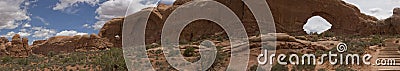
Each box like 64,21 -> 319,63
308,35 -> 319,42
318,69 -> 327,71
335,66 -> 355,71
1,56 -> 12,63
38,64 -> 50,69
94,48 -> 127,71
155,49 -> 162,54
146,43 -> 159,50
249,65 -> 258,71
183,47 -> 195,57
27,55 -> 43,63
293,64 -> 315,71
47,51 -> 56,57
319,31 -> 334,37
370,35 -> 384,46
15,58 -> 28,65
271,63 -> 288,71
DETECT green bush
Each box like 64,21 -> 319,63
47,51 -> 56,57
318,31 -> 334,37
271,63 -> 288,71
183,47 -> 195,57
335,66 -> 355,71
94,48 -> 127,71
370,35 -> 384,46
318,69 -> 327,71
1,56 -> 12,63
15,58 -> 28,65
249,65 -> 259,71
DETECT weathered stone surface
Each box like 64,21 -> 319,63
1,34 -> 31,57
376,8 -> 400,34
32,40 -> 46,46
98,18 -> 123,48
120,0 -> 379,44
32,34 -> 113,55
3,0 -> 400,58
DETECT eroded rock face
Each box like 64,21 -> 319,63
7,0 -> 399,57
32,34 -> 113,55
32,40 -> 46,46
267,0 -> 379,35
0,34 -> 31,57
99,18 -> 123,48
377,8 -> 400,34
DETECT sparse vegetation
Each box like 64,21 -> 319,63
47,51 -> 56,57
1,56 -> 12,63
318,69 -> 327,71
319,31 -> 334,37
93,47 -> 127,71
271,63 -> 288,71
335,66 -> 355,71
183,47 -> 195,57
0,48 -> 127,71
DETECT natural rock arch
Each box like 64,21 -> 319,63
303,15 -> 333,34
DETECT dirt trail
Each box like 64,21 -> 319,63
371,38 -> 400,70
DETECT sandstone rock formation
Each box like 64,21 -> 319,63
32,34 -> 113,55
118,0 -> 391,44
0,34 -> 31,57
2,0 -> 400,57
376,8 -> 400,34
99,18 -> 123,48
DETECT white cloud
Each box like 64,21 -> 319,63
24,0 -> 38,6
0,0 -> 31,30
342,0 -> 400,19
303,16 -> 332,34
31,27 -> 57,38
92,0 -> 159,30
369,8 -> 383,14
18,32 -> 31,37
23,23 -> 31,28
160,0 -> 175,4
53,0 -> 100,11
2,31 -> 17,38
34,16 -> 50,25
1,31 -> 31,38
56,30 -> 88,36
83,24 -> 90,28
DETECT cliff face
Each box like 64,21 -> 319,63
31,34 -> 113,55
0,34 -> 31,57
98,18 -> 123,48
114,0 -> 400,44
4,0 -> 400,57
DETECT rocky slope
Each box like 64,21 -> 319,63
114,0 -> 400,44
31,34 -> 114,55
0,34 -> 31,57
2,0 -> 400,58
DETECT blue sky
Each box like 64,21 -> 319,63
0,0 -> 175,44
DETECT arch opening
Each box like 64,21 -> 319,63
303,16 -> 333,34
